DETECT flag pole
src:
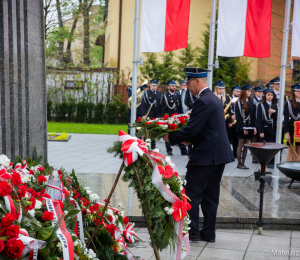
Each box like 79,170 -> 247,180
130,0 -> 141,136
207,0 -> 217,90
274,0 -> 292,176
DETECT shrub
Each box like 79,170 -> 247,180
47,100 -> 53,120
87,102 -> 95,123
106,102 -> 118,124
76,102 -> 87,123
94,102 -> 105,124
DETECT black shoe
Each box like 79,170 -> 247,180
252,159 -> 258,164
167,151 -> 173,156
189,235 -> 200,242
266,171 -> 272,175
200,237 -> 215,243
267,163 -> 274,169
181,151 -> 188,155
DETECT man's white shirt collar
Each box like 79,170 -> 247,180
197,87 -> 208,97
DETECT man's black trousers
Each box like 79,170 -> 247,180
184,164 -> 225,240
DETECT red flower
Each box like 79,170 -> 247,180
26,197 -> 36,211
11,172 -> 22,186
18,184 -> 27,198
6,238 -> 25,259
43,193 -> 51,199
172,201 -> 187,222
29,170 -> 35,175
37,167 -> 45,172
136,117 -> 141,122
5,225 -> 20,239
0,239 -> 4,252
56,200 -> 64,210
162,115 -> 170,120
104,224 -> 117,239
58,170 -> 63,174
123,216 -> 129,225
82,208 -> 87,215
0,213 -> 15,227
108,215 -> 113,222
171,113 -> 178,117
38,176 -> 47,183
169,124 -> 177,130
157,165 -> 173,179
173,172 -> 179,177
41,211 -> 54,221
66,177 -> 71,184
179,118 -> 186,125
0,181 -> 12,197
152,118 -> 156,120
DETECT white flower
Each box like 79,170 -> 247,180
166,184 -> 170,190
160,125 -> 168,129
168,119 -> 174,124
35,200 -> 42,209
28,209 -> 35,217
180,186 -> 183,191
118,203 -> 122,207
170,162 -> 175,168
87,249 -> 97,259
165,156 -> 171,164
153,148 -> 159,153
0,155 -> 10,168
167,208 -> 174,215
64,211 -> 68,215
183,180 -> 187,185
73,240 -> 79,247
145,139 -> 151,143
85,187 -> 90,190
86,190 -> 92,194
118,222 -> 124,233
120,211 -> 125,217
164,207 -> 169,212
90,193 -> 99,201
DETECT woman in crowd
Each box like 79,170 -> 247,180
235,85 -> 257,169
256,88 -> 277,172
284,84 -> 300,161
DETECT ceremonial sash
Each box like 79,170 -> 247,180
70,198 -> 85,243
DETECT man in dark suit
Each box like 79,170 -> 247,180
267,77 -> 287,105
179,80 -> 189,114
184,88 -> 197,110
141,79 -> 162,149
127,77 -> 147,133
161,80 -> 188,156
162,68 -> 234,243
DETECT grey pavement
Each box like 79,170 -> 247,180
130,228 -> 300,260
48,133 -> 288,176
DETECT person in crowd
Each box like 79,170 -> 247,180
162,67 -> 234,243
267,77 -> 287,105
256,88 -> 277,172
140,79 -> 162,149
235,85 -> 257,169
179,80 -> 189,114
251,86 -> 264,163
185,88 -> 197,110
213,81 -> 232,139
161,80 -> 188,156
228,85 -> 241,158
127,77 -> 147,133
284,83 -> 300,161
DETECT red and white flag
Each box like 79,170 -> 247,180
140,0 -> 191,53
216,0 -> 272,58
292,0 -> 300,57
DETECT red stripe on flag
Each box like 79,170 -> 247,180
164,0 -> 191,51
244,0 -> 272,58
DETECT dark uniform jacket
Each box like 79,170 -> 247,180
169,88 -> 234,167
127,85 -> 145,119
140,89 -> 162,119
284,100 -> 300,134
220,95 -> 232,126
184,89 -> 197,109
161,91 -> 183,116
256,102 -> 278,136
235,100 -> 255,133
273,93 -> 287,105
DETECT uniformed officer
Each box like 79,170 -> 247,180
141,79 -> 162,149
179,80 -> 189,114
267,77 -> 287,104
251,86 -> 264,163
227,85 -> 241,158
162,68 -> 234,243
127,77 -> 147,133
161,80 -> 188,156
213,81 -> 232,138
184,88 -> 197,110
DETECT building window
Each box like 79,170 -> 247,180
293,60 -> 300,83
65,80 -> 75,89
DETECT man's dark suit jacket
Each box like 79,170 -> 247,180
169,88 -> 234,167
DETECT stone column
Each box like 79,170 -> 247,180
0,0 -> 47,162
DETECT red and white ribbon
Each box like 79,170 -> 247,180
14,160 -> 27,173
44,198 -> 74,260
118,131 -> 148,166
70,198 -> 85,243
4,195 -> 22,222
0,167 -> 12,180
123,223 -> 138,243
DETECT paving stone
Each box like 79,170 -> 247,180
244,251 -> 289,260
199,248 -> 245,260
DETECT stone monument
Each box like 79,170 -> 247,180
0,0 -> 47,161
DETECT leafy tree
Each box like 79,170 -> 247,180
158,51 -> 178,85
139,53 -> 161,81
176,43 -> 197,80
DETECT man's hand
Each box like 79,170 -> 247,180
228,123 -> 232,128
260,133 -> 264,138
286,132 -> 291,142
142,115 -> 147,120
181,142 -> 190,145
231,115 -> 235,120
162,134 -> 169,142
268,109 -> 276,114
254,128 -> 257,135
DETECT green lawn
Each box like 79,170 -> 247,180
47,122 -> 128,135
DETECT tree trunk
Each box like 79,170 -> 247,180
56,0 -> 64,66
82,0 -> 94,66
65,14 -> 80,65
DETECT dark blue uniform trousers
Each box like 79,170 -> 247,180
185,164 -> 225,239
